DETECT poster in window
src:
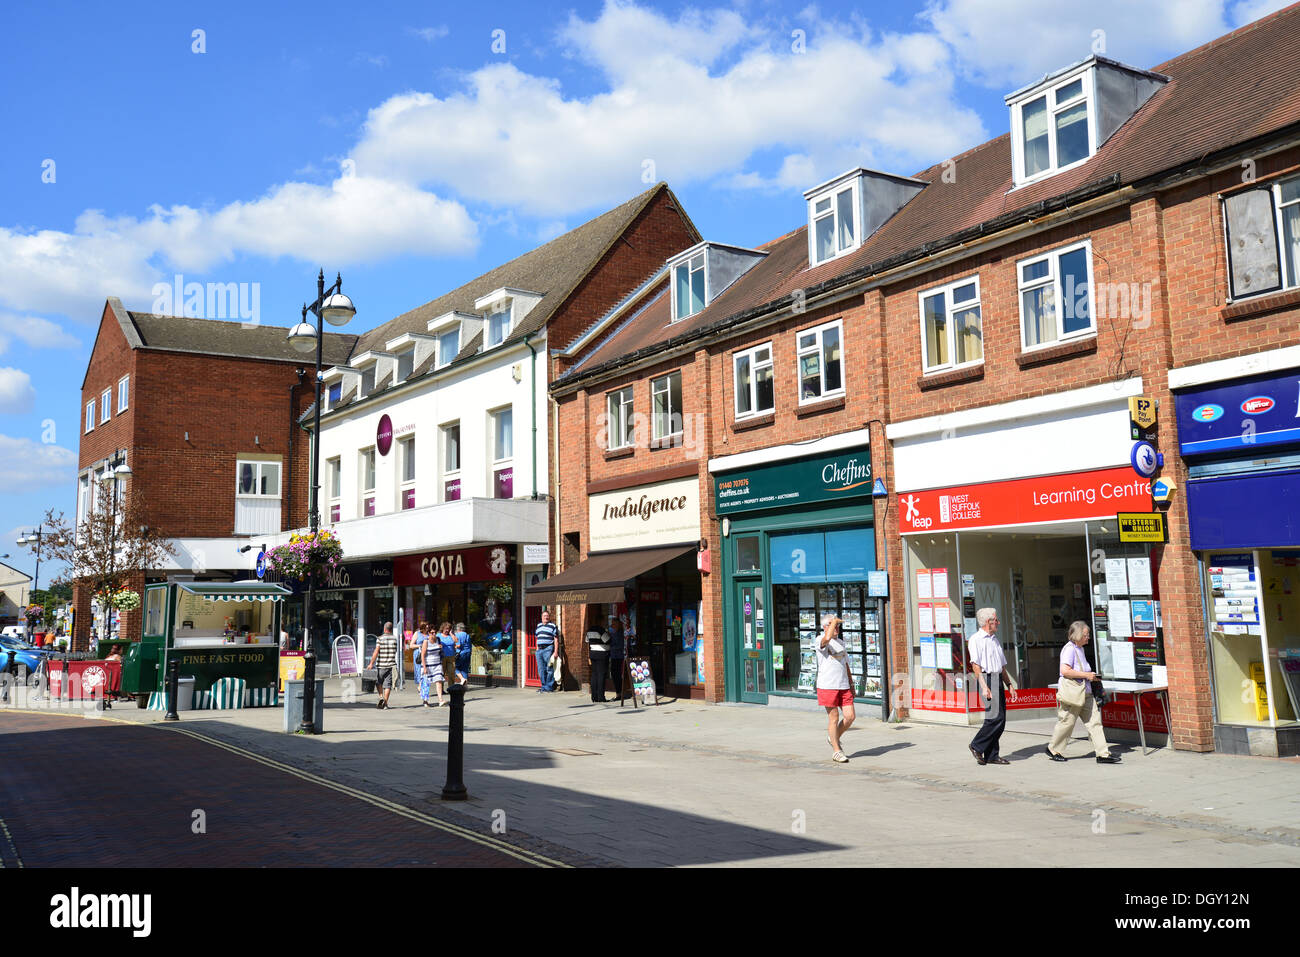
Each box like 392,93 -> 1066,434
920,634 -> 937,669
1126,557 -> 1153,596
1107,600 -> 1132,639
930,569 -> 949,600
866,654 -> 882,675
933,603 -> 952,633
844,632 -> 862,653
918,603 -> 935,634
864,633 -> 879,654
1130,600 -> 1155,639
915,569 -> 933,600
934,637 -> 954,671
1104,558 -> 1129,597
1110,640 -> 1137,680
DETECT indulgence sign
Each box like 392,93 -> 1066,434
714,449 -> 873,515
899,466 -> 1152,533
589,478 -> 701,552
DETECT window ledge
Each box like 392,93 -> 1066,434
1222,287 -> 1300,323
650,435 -> 684,451
795,394 -> 846,417
604,446 -> 635,461
1016,336 -> 1097,368
918,364 -> 985,391
732,412 -> 775,433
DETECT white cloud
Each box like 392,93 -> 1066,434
0,368 -> 36,414
922,0 -> 1245,88
0,435 -> 77,493
0,314 -> 80,355
352,1 -> 986,216
0,174 -> 477,324
407,25 -> 450,42
1230,0 -> 1293,26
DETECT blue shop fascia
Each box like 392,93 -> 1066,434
1172,355 -> 1300,756
709,430 -> 889,708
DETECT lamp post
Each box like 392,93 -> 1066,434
17,525 -> 69,642
287,269 -> 356,735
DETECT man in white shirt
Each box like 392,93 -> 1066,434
967,607 -> 1018,765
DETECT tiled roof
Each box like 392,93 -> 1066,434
349,182 -> 682,358
127,312 -> 357,365
560,3 -> 1300,384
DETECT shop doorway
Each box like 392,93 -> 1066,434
736,581 -> 768,703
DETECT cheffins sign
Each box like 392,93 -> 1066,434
1175,368 -> 1300,455
714,449 -> 874,515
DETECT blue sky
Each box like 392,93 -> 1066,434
0,0 -> 1286,585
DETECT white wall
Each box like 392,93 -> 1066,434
315,336 -> 550,533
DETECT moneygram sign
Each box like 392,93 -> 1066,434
899,467 -> 1152,533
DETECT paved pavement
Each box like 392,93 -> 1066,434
4,682 -> 1298,867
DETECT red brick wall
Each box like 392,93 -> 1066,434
79,304 -> 138,472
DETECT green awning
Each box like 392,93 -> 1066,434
177,581 -> 292,603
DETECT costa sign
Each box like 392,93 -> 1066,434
394,544 -> 513,586
899,466 -> 1152,533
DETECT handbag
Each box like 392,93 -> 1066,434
1058,644 -> 1087,709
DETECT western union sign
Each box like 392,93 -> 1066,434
1117,511 -> 1166,543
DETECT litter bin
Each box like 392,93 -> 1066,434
283,678 -> 325,733
176,676 -> 196,711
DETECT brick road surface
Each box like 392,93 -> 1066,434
4,682 -> 1299,867
0,710 -> 590,867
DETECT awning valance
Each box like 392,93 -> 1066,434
177,581 -> 292,603
524,545 -> 696,606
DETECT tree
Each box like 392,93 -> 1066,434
32,479 -> 176,640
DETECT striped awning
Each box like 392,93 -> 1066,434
176,581 -> 292,603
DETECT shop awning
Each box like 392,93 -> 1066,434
177,581 -> 292,603
525,545 -> 696,605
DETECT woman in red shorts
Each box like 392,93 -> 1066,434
816,614 -> 855,763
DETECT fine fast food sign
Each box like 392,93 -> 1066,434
899,466 -> 1152,533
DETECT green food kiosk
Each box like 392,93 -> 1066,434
123,580 -> 290,706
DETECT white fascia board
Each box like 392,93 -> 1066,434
885,377 -> 1144,441
428,311 -> 478,334
473,287 -> 541,312
384,332 -> 435,351
708,427 -> 873,474
349,351 -> 395,369
1168,345 -> 1300,390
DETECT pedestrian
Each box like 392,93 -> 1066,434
411,622 -> 430,687
816,614 -> 855,763
967,607 -> 1019,765
420,624 -> 448,707
367,621 -> 399,710
453,622 -> 471,686
438,621 -> 458,692
606,616 -> 627,701
1047,621 -> 1120,764
586,619 -> 610,703
534,609 -> 560,693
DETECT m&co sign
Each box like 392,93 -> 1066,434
898,467 -> 1152,532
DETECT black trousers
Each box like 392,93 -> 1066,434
589,652 -> 609,702
610,656 -> 625,698
970,672 -> 1006,760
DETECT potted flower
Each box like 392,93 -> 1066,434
265,529 -> 344,581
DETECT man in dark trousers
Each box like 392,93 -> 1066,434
606,617 -> 627,701
967,608 -> 1019,765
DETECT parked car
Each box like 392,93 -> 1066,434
0,643 -> 45,682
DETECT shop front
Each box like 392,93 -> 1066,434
528,475 -> 706,699
898,466 -> 1160,730
712,439 -> 884,707
1174,363 -> 1300,756
277,560 -> 394,664
394,544 -> 518,685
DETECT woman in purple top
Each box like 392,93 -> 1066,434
1047,621 -> 1119,763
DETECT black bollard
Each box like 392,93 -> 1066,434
2,647 -> 14,703
441,682 -> 468,801
164,657 -> 180,722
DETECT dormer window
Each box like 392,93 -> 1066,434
437,327 -> 459,367
666,242 -> 765,323
1007,58 -> 1166,188
808,180 -> 859,265
395,350 -> 414,383
804,169 -> 925,268
486,304 -> 511,347
1013,71 -> 1092,184
673,254 -> 706,320
359,367 -> 375,398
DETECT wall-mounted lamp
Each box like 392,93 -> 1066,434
721,517 -> 731,538
184,431 -> 190,442
238,544 -> 255,554
511,364 -> 523,383
255,435 -> 260,446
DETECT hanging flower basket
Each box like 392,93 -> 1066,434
265,530 -> 344,581
96,590 -> 141,611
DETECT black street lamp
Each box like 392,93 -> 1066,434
17,524 -> 69,642
287,269 -> 356,735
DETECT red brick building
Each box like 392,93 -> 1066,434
71,298 -> 356,647
544,7 -> 1300,754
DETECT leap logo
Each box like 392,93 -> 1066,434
902,494 -> 931,528
50,887 -> 151,937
